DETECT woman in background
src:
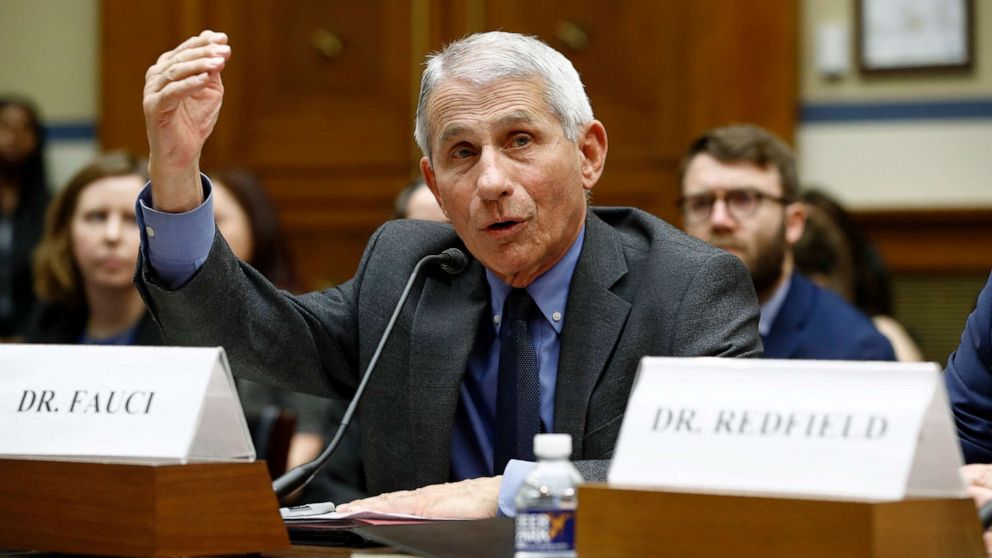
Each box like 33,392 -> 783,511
212,168 -> 300,291
211,168 -> 366,503
394,178 -> 448,222
26,152 -> 157,345
794,188 -> 923,362
0,97 -> 50,340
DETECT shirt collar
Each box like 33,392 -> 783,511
759,272 -> 792,336
485,224 -> 586,335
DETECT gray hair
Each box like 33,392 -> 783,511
414,31 -> 594,160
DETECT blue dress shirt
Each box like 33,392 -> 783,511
758,274 -> 790,337
135,177 -> 215,288
454,227 -> 585,515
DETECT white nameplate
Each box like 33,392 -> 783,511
608,357 -> 965,501
0,344 -> 254,464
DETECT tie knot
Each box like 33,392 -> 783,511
504,288 -> 536,322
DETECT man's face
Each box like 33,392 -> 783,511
421,78 -> 606,287
681,153 -> 804,299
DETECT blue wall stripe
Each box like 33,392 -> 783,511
45,121 -> 97,141
801,100 -> 992,123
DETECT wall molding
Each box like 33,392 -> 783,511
855,208 -> 992,274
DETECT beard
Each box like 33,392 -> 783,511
747,225 -> 787,298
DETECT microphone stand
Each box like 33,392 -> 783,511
272,248 -> 467,502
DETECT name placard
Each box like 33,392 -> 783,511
0,344 -> 253,463
608,357 -> 965,501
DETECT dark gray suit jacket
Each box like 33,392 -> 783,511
136,206 -> 761,494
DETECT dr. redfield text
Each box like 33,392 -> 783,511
653,407 -> 888,440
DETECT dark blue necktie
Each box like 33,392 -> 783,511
494,288 -> 541,474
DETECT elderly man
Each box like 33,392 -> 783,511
677,124 -> 895,361
137,30 -> 760,517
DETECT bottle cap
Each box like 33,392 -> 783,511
533,433 -> 572,459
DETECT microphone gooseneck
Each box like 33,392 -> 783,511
272,248 -> 469,502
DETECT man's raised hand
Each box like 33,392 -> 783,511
142,30 -> 231,212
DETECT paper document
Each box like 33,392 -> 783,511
280,504 -> 458,522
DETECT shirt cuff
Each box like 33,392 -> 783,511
136,175 -> 215,289
497,459 -> 536,517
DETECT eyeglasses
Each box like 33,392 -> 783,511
677,188 -> 789,224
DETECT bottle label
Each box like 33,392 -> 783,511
515,508 -> 576,552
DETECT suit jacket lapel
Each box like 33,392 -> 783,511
555,213 -> 632,458
409,262 -> 489,486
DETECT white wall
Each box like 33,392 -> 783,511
799,0 -> 992,209
799,120 -> 992,208
0,0 -> 99,190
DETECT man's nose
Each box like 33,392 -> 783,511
708,198 -> 736,230
476,148 -> 512,201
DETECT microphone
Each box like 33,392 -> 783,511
272,247 -> 469,502
437,247 -> 469,275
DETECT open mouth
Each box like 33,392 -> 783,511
487,220 -> 520,231
483,218 -> 526,239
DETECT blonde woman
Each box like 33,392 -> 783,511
25,152 -> 157,345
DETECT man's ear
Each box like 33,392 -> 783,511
420,157 -> 448,217
784,201 -> 807,246
578,120 -> 608,191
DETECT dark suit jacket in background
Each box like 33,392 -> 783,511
762,272 -> 896,361
0,178 -> 50,338
136,206 -> 762,495
945,271 -> 992,463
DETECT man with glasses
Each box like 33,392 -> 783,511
677,124 -> 895,361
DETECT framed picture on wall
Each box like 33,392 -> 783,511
858,0 -> 973,73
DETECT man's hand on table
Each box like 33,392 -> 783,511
336,476 -> 502,519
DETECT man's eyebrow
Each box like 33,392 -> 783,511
494,110 -> 535,128
435,110 -> 538,149
437,124 -> 468,148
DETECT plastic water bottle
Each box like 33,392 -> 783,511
513,433 -> 583,558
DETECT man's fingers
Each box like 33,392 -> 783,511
169,43 -> 231,69
337,478 -> 500,519
155,30 -> 228,66
159,57 -> 225,91
143,72 -> 210,119
338,490 -> 418,514
146,32 -> 230,96
146,56 -> 225,96
149,43 -> 230,80
963,464 -> 992,487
